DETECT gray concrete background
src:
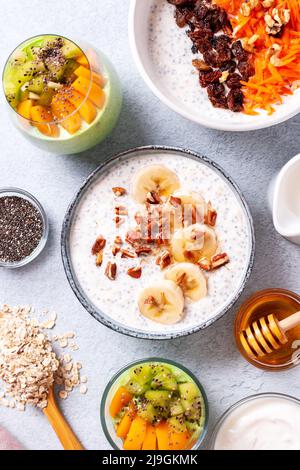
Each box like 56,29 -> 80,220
0,0 -> 300,450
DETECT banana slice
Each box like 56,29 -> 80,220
138,280 -> 184,325
165,263 -> 207,301
132,165 -> 180,204
171,223 -> 217,262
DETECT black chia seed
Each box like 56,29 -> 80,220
0,196 -> 44,263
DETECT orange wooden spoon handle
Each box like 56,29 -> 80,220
43,388 -> 84,450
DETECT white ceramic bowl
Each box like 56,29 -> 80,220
273,154 -> 300,245
129,0 -> 300,131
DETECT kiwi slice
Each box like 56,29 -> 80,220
168,416 -> 187,433
37,89 -> 55,106
151,370 -> 178,392
170,399 -> 184,417
125,378 -> 149,396
131,364 -> 153,386
137,402 -> 159,424
27,75 -> 46,94
144,390 -> 172,408
61,39 -> 82,59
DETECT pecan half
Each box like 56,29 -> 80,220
121,249 -> 137,259
115,205 -> 128,216
169,195 -> 182,207
127,266 -> 142,279
146,191 -> 161,205
135,246 -> 152,257
112,187 -> 126,197
96,251 -> 104,267
112,245 -> 121,256
105,262 -> 117,280
156,250 -> 171,269
144,295 -> 157,306
134,212 -> 143,225
211,253 -> 230,269
114,216 -> 125,227
198,257 -> 212,271
114,236 -> 123,245
91,235 -> 106,255
126,230 -> 142,247
176,272 -> 187,287
206,201 -> 218,227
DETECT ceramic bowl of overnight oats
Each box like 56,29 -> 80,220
2,35 -> 122,154
129,0 -> 300,131
62,146 -> 255,339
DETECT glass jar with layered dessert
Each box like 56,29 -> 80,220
3,35 -> 122,154
101,358 -> 208,450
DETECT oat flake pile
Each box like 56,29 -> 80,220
0,305 -> 87,410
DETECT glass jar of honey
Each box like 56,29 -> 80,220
235,289 -> 300,371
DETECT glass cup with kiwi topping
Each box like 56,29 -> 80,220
2,35 -> 122,155
100,358 -> 209,450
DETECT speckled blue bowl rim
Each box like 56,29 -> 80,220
61,146 -> 255,340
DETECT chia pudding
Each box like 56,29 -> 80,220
147,0 -> 262,123
68,149 -> 253,336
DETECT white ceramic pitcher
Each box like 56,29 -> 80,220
273,154 -> 300,245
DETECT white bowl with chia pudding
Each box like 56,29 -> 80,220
62,146 -> 255,339
129,0 -> 300,131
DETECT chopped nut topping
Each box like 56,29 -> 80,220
114,236 -> 123,245
262,0 -> 274,7
114,216 -> 125,227
206,201 -> 218,227
198,257 -> 212,271
105,262 -> 117,280
265,7 -> 290,35
169,195 -> 182,207
192,58 -> 211,71
135,246 -> 152,257
176,272 -> 187,287
112,245 -> 121,256
156,250 -> 171,270
127,266 -> 142,279
184,250 -> 197,262
126,230 -> 142,247
121,249 -> 137,259
96,251 -> 103,266
144,296 -> 157,306
146,191 -> 161,205
112,187 -> 126,197
240,0 -> 259,17
91,235 -> 106,255
134,212 -> 143,225
115,205 -> 128,216
219,71 -> 229,83
211,252 -> 230,269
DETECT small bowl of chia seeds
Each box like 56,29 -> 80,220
0,188 -> 49,268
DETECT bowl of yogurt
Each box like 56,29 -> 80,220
212,393 -> 300,450
61,146 -> 255,339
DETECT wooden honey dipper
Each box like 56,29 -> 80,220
240,310 -> 300,358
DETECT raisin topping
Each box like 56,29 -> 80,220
237,60 -> 255,81
226,72 -> 242,89
231,40 -> 249,61
227,88 -> 244,112
199,70 -> 221,88
207,83 -> 228,109
220,60 -> 236,73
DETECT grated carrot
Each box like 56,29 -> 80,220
215,0 -> 300,114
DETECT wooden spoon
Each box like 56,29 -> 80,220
43,386 -> 84,450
